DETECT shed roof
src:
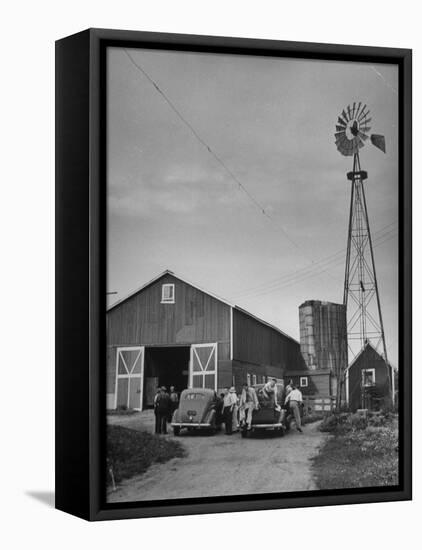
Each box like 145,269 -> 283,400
107,269 -> 299,344
346,341 -> 396,372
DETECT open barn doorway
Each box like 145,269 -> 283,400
143,346 -> 190,408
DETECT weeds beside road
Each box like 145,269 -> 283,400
107,425 -> 186,488
312,413 -> 399,489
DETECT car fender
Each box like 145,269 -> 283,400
205,408 -> 216,425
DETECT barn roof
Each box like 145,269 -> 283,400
107,269 -> 299,344
346,341 -> 396,372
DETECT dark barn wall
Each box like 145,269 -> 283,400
285,372 -> 331,396
232,309 -> 304,384
348,344 -> 392,411
106,274 -> 231,401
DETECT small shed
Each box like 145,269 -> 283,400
345,342 -> 394,411
106,270 -> 305,410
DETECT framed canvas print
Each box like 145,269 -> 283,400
55,28 -> 412,521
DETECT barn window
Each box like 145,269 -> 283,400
300,376 -> 308,388
252,374 -> 257,385
247,373 -> 251,386
161,283 -> 175,303
362,368 -> 375,387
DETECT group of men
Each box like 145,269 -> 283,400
219,378 -> 304,435
153,385 -> 179,434
153,378 -> 304,436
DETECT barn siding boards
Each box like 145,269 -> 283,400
232,308 -> 303,375
107,274 -> 231,350
347,343 -> 393,411
285,372 -> 331,396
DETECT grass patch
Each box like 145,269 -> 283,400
107,425 -> 187,487
312,416 -> 398,489
107,408 -> 138,416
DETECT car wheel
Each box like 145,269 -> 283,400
173,426 -> 180,436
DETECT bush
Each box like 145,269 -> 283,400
319,414 -> 339,432
349,413 -> 368,430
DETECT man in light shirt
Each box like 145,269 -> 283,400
285,384 -> 303,432
223,387 -> 238,435
261,378 -> 280,410
239,383 -> 259,430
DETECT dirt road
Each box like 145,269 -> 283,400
107,412 -> 328,503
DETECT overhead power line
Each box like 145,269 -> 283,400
123,48 -> 301,251
231,222 -> 398,300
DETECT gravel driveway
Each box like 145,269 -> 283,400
107,411 -> 328,503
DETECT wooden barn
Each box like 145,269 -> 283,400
106,270 -> 305,410
345,342 -> 395,411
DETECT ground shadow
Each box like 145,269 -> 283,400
25,491 -> 55,508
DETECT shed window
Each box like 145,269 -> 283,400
300,376 -> 308,388
161,283 -> 175,303
362,368 -> 375,387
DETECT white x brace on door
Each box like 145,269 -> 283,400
114,347 -> 145,410
189,343 -> 217,390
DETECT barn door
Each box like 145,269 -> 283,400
190,343 -> 217,390
115,347 -> 145,410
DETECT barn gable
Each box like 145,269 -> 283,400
106,270 -> 303,409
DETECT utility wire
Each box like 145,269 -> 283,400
232,226 -> 397,300
230,221 -> 398,298
124,48 -> 302,251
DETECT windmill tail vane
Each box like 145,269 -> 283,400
334,102 -> 386,156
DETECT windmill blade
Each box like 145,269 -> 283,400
342,109 -> 349,122
337,116 -> 347,127
370,134 -> 386,153
362,117 -> 372,125
335,131 -> 346,140
355,101 -> 362,119
347,105 -> 352,120
358,131 -> 369,141
336,125 -> 346,132
358,106 -> 369,121
360,126 -> 372,134
352,102 -> 356,118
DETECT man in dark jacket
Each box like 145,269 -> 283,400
153,387 -> 161,434
168,386 -> 179,422
155,387 -> 171,434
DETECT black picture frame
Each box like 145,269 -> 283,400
55,28 -> 412,521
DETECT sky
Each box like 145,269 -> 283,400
107,47 -> 399,365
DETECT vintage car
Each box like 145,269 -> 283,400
240,383 -> 286,438
171,387 -> 220,435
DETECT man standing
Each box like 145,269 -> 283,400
153,387 -> 161,434
284,384 -> 303,432
169,385 -> 179,422
239,383 -> 259,430
155,387 -> 171,434
223,387 -> 237,435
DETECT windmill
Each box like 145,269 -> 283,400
334,102 -> 392,407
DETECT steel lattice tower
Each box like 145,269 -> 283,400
343,153 -> 388,364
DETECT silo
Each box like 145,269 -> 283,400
299,300 -> 347,376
